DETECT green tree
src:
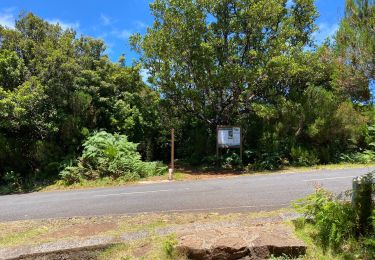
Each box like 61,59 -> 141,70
0,13 -> 164,191
335,0 -> 375,101
132,0 -> 367,165
132,0 -> 318,129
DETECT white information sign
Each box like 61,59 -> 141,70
217,127 -> 241,148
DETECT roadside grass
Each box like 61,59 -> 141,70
290,220 -> 341,260
98,234 -> 184,260
0,223 -> 49,248
42,177 -> 139,192
3,209 -> 369,259
27,162 -> 375,193
290,218 -> 375,260
0,209 -> 291,249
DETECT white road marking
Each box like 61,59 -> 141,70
94,188 -> 190,197
303,176 -> 356,182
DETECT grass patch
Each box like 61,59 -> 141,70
293,219 -> 341,260
293,219 -> 375,259
291,182 -> 375,259
0,209 -> 290,248
0,226 -> 48,247
98,234 -> 184,260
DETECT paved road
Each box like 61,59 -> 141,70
0,167 -> 374,221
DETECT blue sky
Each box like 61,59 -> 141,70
0,0 -> 345,64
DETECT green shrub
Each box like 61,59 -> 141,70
59,166 -> 83,185
290,146 -> 319,166
222,153 -> 241,168
201,153 -> 242,169
60,131 -> 166,184
162,235 -> 178,259
201,155 -> 220,167
250,152 -> 284,170
293,180 -> 375,257
0,171 -> 23,194
293,187 -> 355,251
339,150 -> 375,164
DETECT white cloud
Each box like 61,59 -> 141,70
47,19 -> 80,30
100,14 -> 111,26
104,40 -> 114,55
313,22 -> 339,44
134,20 -> 147,29
0,9 -> 15,28
112,29 -> 133,40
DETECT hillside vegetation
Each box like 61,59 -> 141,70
0,0 -> 374,192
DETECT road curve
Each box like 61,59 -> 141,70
0,167 -> 374,221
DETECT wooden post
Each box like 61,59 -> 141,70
240,126 -> 243,167
216,125 -> 219,168
169,128 -> 175,180
216,126 -> 219,158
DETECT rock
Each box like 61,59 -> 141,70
176,224 -> 306,260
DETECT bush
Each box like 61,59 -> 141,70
290,146 -> 319,166
293,187 -> 355,251
0,171 -> 23,194
222,152 -> 242,168
250,152 -> 284,170
339,150 -> 375,164
294,177 -> 375,257
59,166 -> 84,185
60,131 -> 166,184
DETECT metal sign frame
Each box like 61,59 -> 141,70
216,125 -> 243,164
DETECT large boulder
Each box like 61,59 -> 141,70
177,224 -> 306,259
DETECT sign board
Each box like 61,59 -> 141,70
217,126 -> 241,148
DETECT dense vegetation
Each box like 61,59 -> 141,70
294,173 -> 374,258
0,0 -> 375,192
0,13 -> 166,192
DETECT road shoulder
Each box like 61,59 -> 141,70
0,209 -> 304,259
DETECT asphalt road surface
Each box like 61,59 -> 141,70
1,167 -> 374,221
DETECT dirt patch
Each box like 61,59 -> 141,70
132,242 -> 153,258
47,222 -> 117,239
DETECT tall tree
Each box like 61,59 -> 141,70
131,0 -> 318,128
335,0 -> 375,101
0,13 -> 163,188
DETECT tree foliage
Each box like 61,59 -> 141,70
335,0 -> 375,101
1,0 -> 375,192
133,0 -> 373,167
0,13 -> 164,191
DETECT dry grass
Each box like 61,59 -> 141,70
0,209 -> 291,248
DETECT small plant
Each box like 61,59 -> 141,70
162,235 -> 178,259
268,254 -> 291,260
